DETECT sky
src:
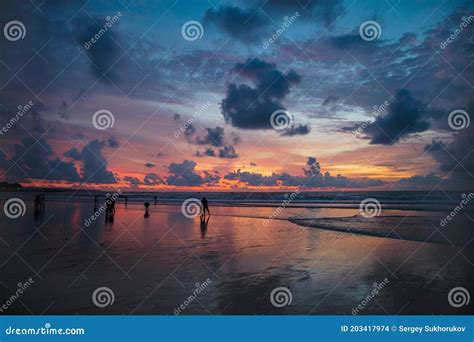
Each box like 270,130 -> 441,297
0,0 -> 473,191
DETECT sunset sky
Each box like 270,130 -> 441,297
0,0 -> 472,191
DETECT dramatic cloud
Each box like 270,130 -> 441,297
424,107 -> 474,189
218,146 -> 238,159
196,126 -> 225,146
65,139 -> 117,184
221,58 -> 308,133
359,89 -> 430,145
143,173 -> 165,186
73,16 -> 124,83
225,157 -> 384,188
204,5 -> 269,43
124,176 -> 141,188
281,124 -> 311,136
396,173 -> 443,190
166,160 -> 220,186
4,137 -> 80,182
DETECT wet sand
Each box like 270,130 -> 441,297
0,200 -> 473,315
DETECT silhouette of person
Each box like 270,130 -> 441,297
144,202 -> 150,218
200,215 -> 210,238
34,194 -> 45,221
124,195 -> 128,207
201,197 -> 210,216
154,195 -> 157,206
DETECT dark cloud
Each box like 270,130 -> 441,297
281,124 -> 311,136
424,106 -> 474,189
360,89 -> 430,145
196,148 -> 217,157
196,126 -> 225,146
124,176 -> 140,188
73,16 -> 124,83
144,162 -> 156,168
396,173 -> 443,190
143,173 -> 164,186
4,137 -> 80,182
221,58 -> 302,130
218,146 -> 238,159
166,160 -> 220,186
204,5 -> 269,43
225,157 -> 384,188
65,139 -> 116,184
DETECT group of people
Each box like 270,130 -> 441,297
91,194 -> 211,221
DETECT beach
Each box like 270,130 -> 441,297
0,192 -> 473,315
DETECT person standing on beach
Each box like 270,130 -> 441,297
201,197 -> 210,216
